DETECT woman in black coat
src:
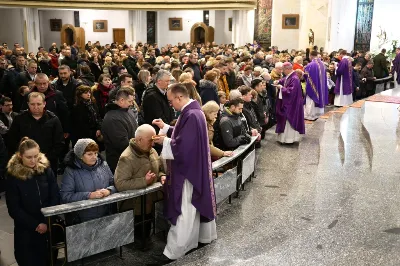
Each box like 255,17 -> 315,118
71,85 -> 102,148
89,56 -> 103,82
6,137 -> 60,266
199,70 -> 220,105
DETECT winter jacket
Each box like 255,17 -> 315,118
53,77 -> 82,111
39,58 -> 51,76
22,86 -> 70,132
78,73 -> 96,87
101,103 -> 138,171
61,56 -> 77,71
123,56 -> 139,80
71,100 -> 102,143
255,90 -> 269,126
114,139 -> 164,214
0,66 -> 25,97
6,153 -> 59,230
7,110 -> 64,169
60,151 -> 116,224
142,86 -> 175,132
16,71 -> 36,88
89,62 -> 103,82
360,66 -> 375,92
219,108 -> 248,149
199,79 -> 219,105
242,101 -> 262,133
373,53 -> 388,79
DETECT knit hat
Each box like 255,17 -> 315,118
74,138 -> 96,159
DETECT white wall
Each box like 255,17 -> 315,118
156,10 -> 203,47
39,9 -> 129,50
325,0 -> 357,52
271,0 -> 301,50
39,10 -> 74,49
214,10 -> 233,45
0,8 -> 24,47
370,0 -> 400,54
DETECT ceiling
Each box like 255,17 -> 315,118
0,0 -> 257,10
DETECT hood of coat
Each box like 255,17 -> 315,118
64,150 -> 104,170
199,79 -> 217,90
7,153 -> 50,180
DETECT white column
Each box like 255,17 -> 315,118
232,10 -> 255,47
22,8 -> 41,53
131,10 -> 147,45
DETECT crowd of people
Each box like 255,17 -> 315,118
1,39 -> 400,266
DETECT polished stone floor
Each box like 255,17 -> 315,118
2,88 -> 400,266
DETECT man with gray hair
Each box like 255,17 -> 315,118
142,70 -> 175,135
114,123 -> 166,246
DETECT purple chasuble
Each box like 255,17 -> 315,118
304,58 -> 329,108
164,100 -> 217,226
393,53 -> 400,84
334,57 -> 353,95
275,71 -> 305,134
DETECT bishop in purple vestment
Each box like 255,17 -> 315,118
392,48 -> 400,85
153,83 -> 217,261
304,51 -> 329,120
275,62 -> 305,143
334,51 -> 353,106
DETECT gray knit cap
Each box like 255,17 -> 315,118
74,138 -> 96,159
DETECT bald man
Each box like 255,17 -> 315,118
114,124 -> 166,245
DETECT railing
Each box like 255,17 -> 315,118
374,75 -> 393,93
41,136 -> 258,265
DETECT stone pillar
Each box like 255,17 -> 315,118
131,10 -> 147,44
22,8 -> 41,53
232,9 -> 255,47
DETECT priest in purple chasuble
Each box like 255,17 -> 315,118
392,48 -> 400,86
304,51 -> 329,120
274,62 -> 305,144
334,50 -> 353,107
152,83 -> 217,262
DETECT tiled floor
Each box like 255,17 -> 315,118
2,87 -> 400,265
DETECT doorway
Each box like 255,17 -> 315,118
194,27 -> 205,44
113,28 -> 125,44
60,24 -> 85,50
65,28 -> 74,45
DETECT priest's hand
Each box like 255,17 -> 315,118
152,135 -> 165,145
275,84 -> 283,90
145,170 -> 156,185
152,119 -> 165,129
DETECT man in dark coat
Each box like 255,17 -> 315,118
123,48 -> 139,80
183,54 -> 203,88
373,49 -> 388,79
360,60 -> 376,97
21,73 -> 70,135
8,92 -> 64,173
0,55 -> 26,100
16,60 -> 39,88
101,88 -> 138,172
53,65 -> 81,111
61,49 -> 77,73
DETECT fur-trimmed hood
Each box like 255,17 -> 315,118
7,153 -> 50,180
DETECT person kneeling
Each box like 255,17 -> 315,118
60,139 -> 116,224
114,124 -> 166,246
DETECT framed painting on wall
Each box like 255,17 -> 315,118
50,19 -> 62,31
228,18 -> 232,31
282,14 -> 300,29
169,18 -> 182,31
93,20 -> 108,32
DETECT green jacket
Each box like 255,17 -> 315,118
373,53 -> 388,79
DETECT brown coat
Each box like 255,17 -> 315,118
207,122 -> 224,158
114,139 -> 165,214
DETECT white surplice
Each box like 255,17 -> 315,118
277,120 -> 301,144
304,95 -> 325,120
334,76 -> 353,107
159,100 -> 217,260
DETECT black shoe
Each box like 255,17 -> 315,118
150,254 -> 174,265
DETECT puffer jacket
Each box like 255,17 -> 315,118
219,107 -> 248,149
60,151 -> 116,224
6,153 -> 60,230
199,79 -> 219,105
114,139 -> 164,214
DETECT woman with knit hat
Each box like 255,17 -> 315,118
60,138 -> 116,224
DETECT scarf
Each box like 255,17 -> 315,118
242,74 -> 253,87
98,84 -> 113,108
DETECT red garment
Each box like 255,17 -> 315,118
50,54 -> 59,69
98,84 -> 113,108
293,63 -> 304,71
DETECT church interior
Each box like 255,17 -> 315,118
0,0 -> 400,265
